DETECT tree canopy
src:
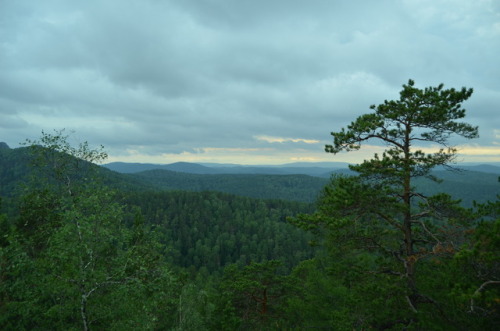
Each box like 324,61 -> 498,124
292,79 -> 496,329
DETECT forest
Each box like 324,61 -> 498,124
1,80 -> 499,330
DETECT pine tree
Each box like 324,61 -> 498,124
294,79 -> 479,327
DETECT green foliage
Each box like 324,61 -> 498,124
292,80 -> 488,328
172,283 -> 216,331
1,131 -> 179,330
326,79 -> 477,156
450,196 -> 500,328
0,144 -> 32,198
122,190 -> 315,274
0,130 -> 320,330
132,170 -> 326,202
214,260 -> 299,330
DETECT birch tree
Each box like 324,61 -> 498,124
12,130 -> 176,330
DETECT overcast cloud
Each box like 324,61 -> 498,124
1,0 -> 499,164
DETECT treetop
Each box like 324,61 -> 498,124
326,79 -> 478,156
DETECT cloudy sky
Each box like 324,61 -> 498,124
1,0 -> 499,165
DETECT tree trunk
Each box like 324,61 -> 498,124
81,291 -> 89,331
403,127 -> 417,309
261,288 -> 268,315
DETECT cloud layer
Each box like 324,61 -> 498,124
1,0 -> 499,164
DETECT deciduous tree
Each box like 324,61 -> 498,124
3,130 -> 177,330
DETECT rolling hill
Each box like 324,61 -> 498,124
1,143 -> 498,205
103,161 -> 350,177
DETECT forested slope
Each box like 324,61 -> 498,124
2,144 -> 497,205
415,170 -> 499,207
130,169 -> 327,202
121,190 -> 315,273
0,135 -> 316,329
129,167 -> 498,206
0,144 -> 152,198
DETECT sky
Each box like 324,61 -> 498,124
1,0 -> 499,165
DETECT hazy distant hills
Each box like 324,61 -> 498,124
463,164 -> 500,174
103,161 -> 500,177
414,170 -> 499,206
104,161 -> 221,175
103,161 -> 353,177
103,161 -> 499,206
1,142 -> 498,206
124,168 -> 498,206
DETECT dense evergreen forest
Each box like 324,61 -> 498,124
125,167 -> 499,206
1,81 -> 499,330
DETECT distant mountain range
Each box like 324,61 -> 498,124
100,161 -> 499,205
1,142 -> 498,206
102,161 -> 500,177
102,161 -> 352,177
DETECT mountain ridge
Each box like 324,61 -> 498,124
1,145 -> 498,206
103,161 -> 500,177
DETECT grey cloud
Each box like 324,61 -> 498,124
0,0 -> 498,162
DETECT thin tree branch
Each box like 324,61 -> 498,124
413,220 -> 442,246
469,280 -> 500,313
406,295 -> 418,313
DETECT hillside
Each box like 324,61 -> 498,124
128,168 -> 498,206
103,161 -> 349,177
103,161 -> 221,174
129,169 -> 328,202
121,190 -> 315,273
104,160 -> 500,176
0,141 -> 316,272
2,145 -> 498,205
0,145 -> 327,202
0,145 -> 154,198
415,170 -> 499,206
